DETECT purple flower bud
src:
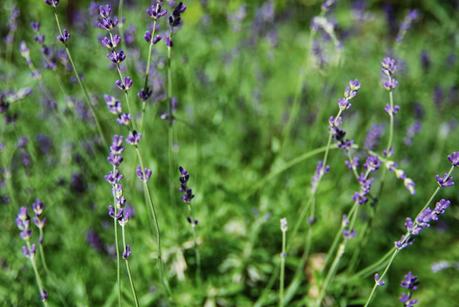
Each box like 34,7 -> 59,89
117,113 -> 131,126
31,22 -> 40,32
435,173 -> 454,188
22,244 -> 36,257
110,135 -> 124,155
384,104 -> 400,115
101,34 -> 121,49
57,29 -> 70,43
105,170 -> 123,184
381,57 -> 397,75
44,0 -> 59,7
127,130 -> 141,145
98,4 -> 112,18
108,50 -> 126,64
108,153 -> 123,167
122,245 -> 131,259
338,98 -> 351,110
448,152 -> 459,167
32,199 -> 45,216
33,216 -> 46,229
40,290 -> 48,301
165,36 -> 173,47
136,166 -> 152,182
138,87 -> 153,101
104,95 -> 122,114
364,155 -> 380,173
383,78 -> 399,90
374,273 -> 385,286
115,76 -> 133,91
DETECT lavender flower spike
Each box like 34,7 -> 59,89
400,272 -> 419,306
448,152 -> 459,167
435,173 -> 454,188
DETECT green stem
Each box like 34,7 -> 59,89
187,205 -> 202,285
52,9 -> 107,147
112,189 -> 122,307
38,229 -> 49,275
121,226 -> 140,307
279,229 -> 287,307
27,241 -> 49,307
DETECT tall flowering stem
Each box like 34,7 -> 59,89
178,166 -> 201,284
44,1 -> 108,147
97,3 -> 171,297
16,207 -> 48,306
363,153 -> 458,306
279,218 -> 288,307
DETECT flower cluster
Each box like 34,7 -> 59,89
395,199 -> 451,250
435,173 -> 454,188
400,272 -> 419,306
105,135 -> 131,259
166,2 -> 187,47
32,199 -> 47,244
136,165 -> 152,182
385,161 -> 416,195
448,151 -> 459,167
179,166 -> 195,204
342,214 -> 356,239
352,155 -> 380,205
44,0 -> 59,7
104,95 -> 130,126
396,10 -> 419,44
30,21 -> 62,70
381,57 -> 399,92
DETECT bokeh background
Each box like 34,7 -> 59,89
1,0 -> 459,306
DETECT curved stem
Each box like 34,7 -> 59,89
27,241 -> 49,307
279,230 -> 287,307
187,205 -> 202,285
121,226 -> 140,307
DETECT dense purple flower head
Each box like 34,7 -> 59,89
127,130 -> 141,145
108,50 -> 126,64
44,0 -> 59,7
108,152 -> 123,167
115,76 -> 133,91
400,272 -> 419,306
136,166 -> 152,182
435,173 -> 454,188
98,4 -> 112,18
144,31 -> 162,44
448,152 -> 459,167
57,29 -> 70,43
381,57 -> 397,75
168,2 -> 187,29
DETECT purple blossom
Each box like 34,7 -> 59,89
136,166 -> 152,182
448,152 -> 459,167
108,50 -> 126,64
383,79 -> 399,90
144,31 -> 162,44
374,273 -> 385,286
311,161 -> 330,192
57,29 -> 70,43
115,76 -> 133,91
400,272 -> 419,306
117,113 -> 131,126
127,130 -> 141,145
384,103 -> 400,115
396,10 -> 419,44
179,166 -> 195,204
122,245 -> 131,259
364,124 -> 384,150
147,2 -> 168,19
435,173 -> 454,188
101,34 -> 120,49
138,87 -> 153,101
364,155 -> 380,173
104,95 -> 122,114
105,170 -> 123,184
22,244 -> 36,258
44,0 -> 59,7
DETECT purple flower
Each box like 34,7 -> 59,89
383,79 -> 399,90
117,113 -> 131,126
381,57 -> 397,75
435,173 -> 454,188
110,135 -> 124,155
115,76 -> 133,91
343,229 -> 356,239
104,95 -> 122,114
40,290 -> 48,302
144,31 -> 162,44
396,10 -> 419,44
364,124 -> 384,150
57,29 -> 70,43
44,0 -> 59,7
169,2 -> 187,28
136,166 -> 152,182
22,244 -> 36,258
127,130 -> 141,145
364,155 -> 380,173
32,199 -> 44,215
400,272 -> 418,306
105,170 -> 123,184
122,245 -> 131,259
147,2 -> 168,19
138,87 -> 153,101
108,50 -> 126,64
179,166 -> 195,204
338,98 -> 351,111
384,103 -> 400,115
101,34 -> 120,49
448,152 -> 459,167
98,4 -> 112,18
31,22 -> 40,32
311,161 -> 330,192
374,273 -> 385,286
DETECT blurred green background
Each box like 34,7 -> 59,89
1,0 -> 459,306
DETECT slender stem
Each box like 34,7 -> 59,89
279,229 -> 287,307
52,9 -> 107,147
134,148 -> 171,296
121,226 -> 140,307
187,205 -> 202,284
38,229 -> 49,275
316,244 -> 345,307
363,249 -> 398,307
111,180 -> 122,307
27,241 -> 49,307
